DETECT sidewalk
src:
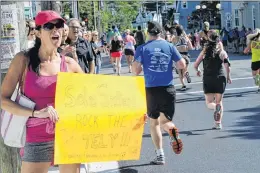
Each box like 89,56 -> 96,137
48,162 -> 119,173
48,164 -> 88,173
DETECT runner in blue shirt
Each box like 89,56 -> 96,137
132,21 -> 186,165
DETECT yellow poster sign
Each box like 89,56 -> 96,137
54,73 -> 146,164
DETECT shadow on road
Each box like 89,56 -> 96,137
100,164 -> 153,173
176,90 -> 257,104
215,105 -> 260,140
179,128 -> 213,136
142,133 -> 168,138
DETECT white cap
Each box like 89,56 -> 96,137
174,20 -> 179,24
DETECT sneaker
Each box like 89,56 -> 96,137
180,86 -> 186,91
214,104 -> 222,122
150,154 -> 165,165
169,127 -> 183,154
212,123 -> 222,130
113,64 -> 116,73
185,72 -> 191,83
255,74 -> 260,86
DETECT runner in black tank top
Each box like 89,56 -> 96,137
194,31 -> 232,130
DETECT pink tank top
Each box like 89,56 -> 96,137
24,55 -> 67,143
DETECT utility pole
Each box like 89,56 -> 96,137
92,1 -> 96,30
156,0 -> 159,22
41,1 -> 62,13
97,0 -> 101,34
0,2 -> 25,172
71,0 -> 79,19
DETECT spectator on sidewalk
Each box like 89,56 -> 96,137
58,24 -> 78,62
26,20 -> 36,49
134,26 -> 146,48
90,31 -> 103,74
66,18 -> 95,73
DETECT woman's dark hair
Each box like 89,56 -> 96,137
147,21 -> 162,36
164,24 -> 171,32
204,31 -> 220,58
250,32 -> 260,41
25,36 -> 41,73
175,25 -> 184,36
169,27 -> 176,35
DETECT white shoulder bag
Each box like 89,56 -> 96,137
0,60 -> 35,148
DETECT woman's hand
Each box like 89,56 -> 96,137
34,106 -> 59,123
61,45 -> 77,56
227,75 -> 232,84
243,47 -> 250,54
144,114 -> 148,124
196,69 -> 202,77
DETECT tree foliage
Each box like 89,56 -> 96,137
190,1 -> 221,30
78,1 -> 140,32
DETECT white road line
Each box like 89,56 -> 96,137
176,86 -> 258,95
175,76 -> 253,87
86,161 -> 119,173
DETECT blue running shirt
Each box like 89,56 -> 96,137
134,39 -> 182,87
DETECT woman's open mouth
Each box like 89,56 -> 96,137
52,36 -> 60,40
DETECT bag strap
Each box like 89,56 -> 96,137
17,56 -> 28,95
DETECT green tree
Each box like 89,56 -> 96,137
78,1 -> 94,29
190,1 -> 221,30
78,1 -> 140,32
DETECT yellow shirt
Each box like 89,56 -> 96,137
251,41 -> 260,62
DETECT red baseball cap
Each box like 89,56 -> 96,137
35,10 -> 65,26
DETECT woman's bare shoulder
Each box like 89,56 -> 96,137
12,51 -> 29,67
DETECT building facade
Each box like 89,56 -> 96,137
176,1 -> 200,30
220,1 -> 260,30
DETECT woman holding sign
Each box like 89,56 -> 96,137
1,11 -> 83,173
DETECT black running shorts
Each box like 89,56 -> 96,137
145,85 -> 176,121
251,61 -> 260,71
203,76 -> 226,94
124,49 -> 135,56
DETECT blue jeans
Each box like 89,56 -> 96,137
95,65 -> 101,74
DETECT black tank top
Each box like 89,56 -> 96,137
203,52 -> 224,77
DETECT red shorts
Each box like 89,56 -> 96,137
110,51 -> 122,58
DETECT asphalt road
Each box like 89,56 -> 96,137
49,50 -> 260,173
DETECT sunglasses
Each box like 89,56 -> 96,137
42,20 -> 64,31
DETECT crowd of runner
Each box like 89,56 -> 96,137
1,10 -> 260,172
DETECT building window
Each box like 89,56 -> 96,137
182,1 -> 188,9
234,9 -> 239,26
226,20 -> 231,29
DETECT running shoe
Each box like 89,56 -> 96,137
214,104 -> 222,122
150,154 -> 165,165
212,123 -> 222,130
113,63 -> 116,73
169,127 -> 183,154
180,86 -> 186,91
185,72 -> 191,83
255,74 -> 260,86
